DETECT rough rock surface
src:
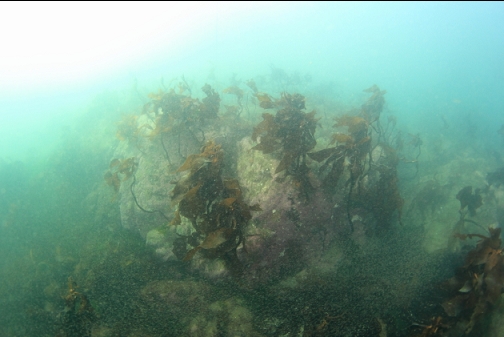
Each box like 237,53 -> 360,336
236,137 -> 337,285
110,106 -> 414,287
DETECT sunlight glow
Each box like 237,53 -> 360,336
0,2 -> 254,93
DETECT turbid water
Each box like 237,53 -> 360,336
1,2 -> 504,336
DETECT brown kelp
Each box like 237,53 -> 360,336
425,187 -> 504,335
146,84 -> 220,128
251,92 -> 319,196
170,140 -> 260,272
307,114 -> 371,193
142,84 -> 221,161
308,86 -> 403,230
443,226 -> 504,334
104,157 -> 136,192
308,85 -> 388,192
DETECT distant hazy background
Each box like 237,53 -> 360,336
1,1 -> 503,161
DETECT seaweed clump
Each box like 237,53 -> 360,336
104,157 -> 136,192
308,85 -> 387,192
170,140 -> 260,273
308,85 -> 403,229
142,84 -> 221,161
443,226 -> 504,334
456,186 -> 482,217
146,83 -> 220,134
251,92 -> 318,195
55,277 -> 96,337
307,114 -> 371,193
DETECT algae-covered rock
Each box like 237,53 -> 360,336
141,280 -> 212,317
139,279 -> 213,334
109,102 -> 340,286
112,114 -> 179,238
236,137 -> 338,285
403,149 -> 498,253
110,106 -> 248,260
112,129 -> 346,285
187,298 -> 263,337
140,280 -> 262,336
107,88 -> 408,287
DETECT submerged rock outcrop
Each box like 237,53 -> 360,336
105,84 -> 407,288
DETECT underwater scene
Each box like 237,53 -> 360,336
1,2 -> 504,336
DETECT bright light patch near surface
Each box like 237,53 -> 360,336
0,1 -> 282,160
0,2 -> 274,94
1,2 -> 202,92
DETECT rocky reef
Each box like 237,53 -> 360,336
89,79 -> 504,336
106,83 -> 406,287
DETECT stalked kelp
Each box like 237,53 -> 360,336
416,187 -> 504,336
308,85 -> 387,192
308,85 -> 403,230
442,225 -> 504,334
307,114 -> 371,193
142,84 -> 221,162
251,92 -> 318,196
170,140 -> 260,273
146,84 -> 220,127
